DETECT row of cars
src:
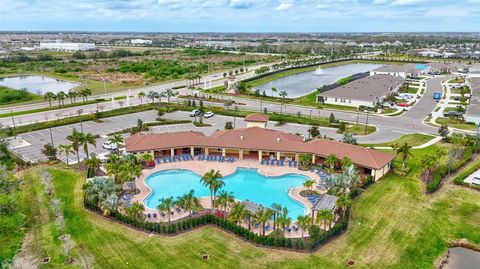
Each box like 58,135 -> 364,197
189,109 -> 215,118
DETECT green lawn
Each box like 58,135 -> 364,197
362,133 -> 436,147
6,144 -> 480,268
435,117 -> 476,131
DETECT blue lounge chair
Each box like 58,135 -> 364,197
260,159 -> 264,165
212,155 -> 217,161
188,154 -> 193,160
280,160 -> 285,166
156,157 -> 161,164
284,227 -> 291,232
167,156 -> 172,162
147,213 -> 151,218
254,223 -> 260,228
288,160 -> 292,167
264,225 -> 271,231
293,161 -> 297,167
163,156 -> 167,163
292,225 -> 298,231
219,156 -> 225,162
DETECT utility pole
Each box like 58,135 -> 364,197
364,110 -> 370,135
356,109 -> 359,125
10,110 -> 16,129
49,127 -> 54,147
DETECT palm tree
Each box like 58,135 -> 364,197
84,153 -> 101,176
254,208 -> 273,236
228,203 -> 247,226
138,91 -> 145,104
164,88 -> 178,103
108,134 -> 124,154
56,91 -> 66,106
303,179 -> 315,191
100,193 -> 118,216
200,169 -> 224,214
335,194 -> 352,218
341,157 -> 353,171
81,133 -> 96,160
105,154 -> 121,182
176,190 -> 202,220
277,211 -> 292,235
392,143 -> 412,175
317,209 -> 330,230
68,89 -> 77,104
139,152 -> 154,166
80,88 -> 92,102
421,154 -> 438,182
67,128 -> 83,165
147,90 -> 159,104
279,90 -> 288,114
58,144 -> 75,165
157,196 -> 175,224
296,215 -> 312,239
44,91 -> 56,107
325,154 -> 339,174
216,190 -> 235,219
271,203 -> 282,230
271,87 -> 277,98
126,202 -> 146,221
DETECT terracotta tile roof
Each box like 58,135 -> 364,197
125,127 -> 395,170
244,113 -> 269,122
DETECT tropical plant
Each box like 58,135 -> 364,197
164,88 -> 178,103
279,90 -> 288,114
308,125 -> 320,139
335,194 -> 352,218
126,202 -> 146,221
391,143 -> 412,175
296,215 -> 312,239
317,209 -> 335,230
216,190 -> 235,219
303,179 -> 315,190
139,152 -> 154,166
83,177 -> 117,208
44,91 -> 56,107
176,190 -> 202,220
325,165 -> 360,195
157,196 -> 175,224
108,134 -> 124,154
253,207 -> 273,236
81,132 -> 97,160
325,154 -> 339,174
138,91 -> 145,104
58,144 -> 75,165
56,91 -> 66,106
41,143 -> 57,161
228,202 -> 247,226
147,90 -> 159,104
84,153 -> 101,176
67,128 -> 83,164
80,88 -> 92,102
100,193 -> 119,216
271,203 -> 282,230
420,154 -> 439,182
342,132 -> 357,144
200,169 -> 224,214
341,157 -> 353,171
277,211 -> 292,235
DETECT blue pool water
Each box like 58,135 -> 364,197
415,64 -> 427,70
144,168 -> 308,218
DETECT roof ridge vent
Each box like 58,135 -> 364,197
240,135 -> 244,140
277,137 -> 281,142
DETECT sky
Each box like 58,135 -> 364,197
1,0 -> 480,32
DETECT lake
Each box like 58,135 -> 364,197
444,247 -> 480,269
0,75 -> 79,95
255,63 -> 384,98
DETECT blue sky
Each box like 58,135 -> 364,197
1,0 -> 479,32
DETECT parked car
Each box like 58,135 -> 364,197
204,111 -> 214,118
189,110 -> 201,117
396,103 -> 410,107
102,141 -> 118,151
443,111 -> 463,118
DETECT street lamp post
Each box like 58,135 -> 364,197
364,110 -> 370,135
49,127 -> 54,147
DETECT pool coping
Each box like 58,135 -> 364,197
133,159 -> 323,219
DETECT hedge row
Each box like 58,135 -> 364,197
426,146 -> 474,193
85,199 -> 349,251
452,158 -> 480,191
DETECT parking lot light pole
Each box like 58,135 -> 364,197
49,127 -> 54,147
10,110 -> 16,129
364,110 -> 370,135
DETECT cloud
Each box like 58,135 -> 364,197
275,2 -> 293,11
229,0 -> 256,9
391,0 -> 424,6
425,7 -> 470,17
373,0 -> 389,4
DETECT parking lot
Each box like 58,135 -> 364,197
9,110 -> 341,163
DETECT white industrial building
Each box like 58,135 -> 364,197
38,42 -> 96,52
131,39 -> 153,45
316,74 -> 405,108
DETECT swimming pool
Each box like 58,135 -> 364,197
415,64 -> 427,70
144,168 -> 308,218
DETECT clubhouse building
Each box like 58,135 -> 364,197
125,126 -> 395,181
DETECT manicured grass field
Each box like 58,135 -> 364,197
362,133 -> 436,147
8,144 -> 479,268
435,117 -> 476,131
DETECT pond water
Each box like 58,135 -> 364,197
0,75 -> 79,95
255,63 -> 384,98
444,247 -> 480,269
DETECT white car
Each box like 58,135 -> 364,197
102,141 -> 118,151
204,111 -> 214,118
189,110 -> 201,117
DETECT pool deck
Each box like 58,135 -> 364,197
131,158 -> 325,238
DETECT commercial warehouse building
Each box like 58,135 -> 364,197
38,42 -> 96,52
316,74 -> 404,108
